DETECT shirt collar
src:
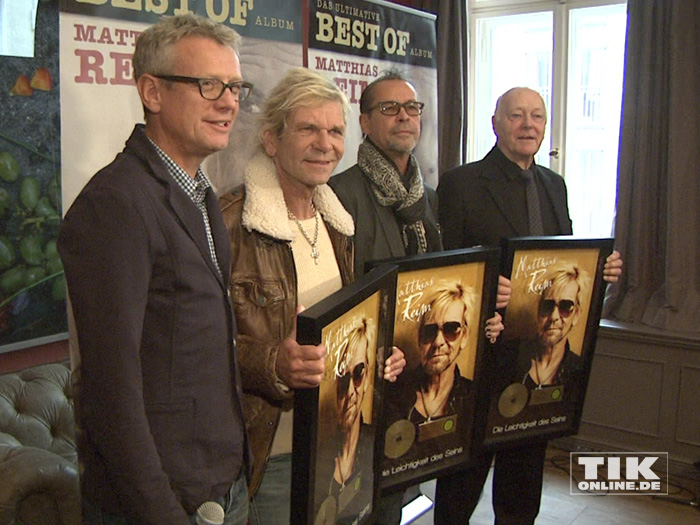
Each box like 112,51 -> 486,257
147,138 -> 212,204
490,144 -> 535,182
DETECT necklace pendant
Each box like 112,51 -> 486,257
311,245 -> 320,264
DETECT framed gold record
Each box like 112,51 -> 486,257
480,237 -> 614,449
292,265 -> 397,525
367,247 -> 501,491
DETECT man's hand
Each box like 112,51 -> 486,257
275,305 -> 326,389
496,275 -> 512,309
485,312 -> 504,344
383,346 -> 406,382
603,250 -> 623,283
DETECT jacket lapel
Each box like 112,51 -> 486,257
205,187 -> 232,289
131,125 -> 229,289
537,167 -> 572,235
166,178 -> 227,288
376,202 -> 408,257
481,170 -> 530,237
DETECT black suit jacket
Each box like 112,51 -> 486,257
437,146 -> 572,250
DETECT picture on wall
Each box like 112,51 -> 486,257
482,236 -> 614,448
0,1 -> 66,354
368,248 -> 500,491
292,264 -> 397,525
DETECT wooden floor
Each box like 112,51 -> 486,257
404,445 -> 700,524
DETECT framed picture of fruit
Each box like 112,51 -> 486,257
0,2 -> 67,353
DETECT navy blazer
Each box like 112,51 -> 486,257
59,125 -> 247,522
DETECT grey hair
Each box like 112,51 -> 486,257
133,14 -> 241,81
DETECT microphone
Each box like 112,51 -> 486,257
195,501 -> 225,525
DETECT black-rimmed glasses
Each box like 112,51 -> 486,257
419,321 -> 464,345
154,75 -> 253,102
367,100 -> 425,116
538,299 -> 576,319
337,362 -> 367,398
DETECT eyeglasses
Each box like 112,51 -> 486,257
154,75 -> 253,102
366,101 -> 425,116
538,299 -> 576,319
419,321 -> 464,345
337,362 -> 367,398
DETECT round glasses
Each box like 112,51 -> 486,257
367,101 -> 424,116
154,75 -> 253,102
419,321 -> 464,345
538,299 -> 576,319
337,362 -> 367,398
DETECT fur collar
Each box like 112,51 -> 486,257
242,150 -> 354,241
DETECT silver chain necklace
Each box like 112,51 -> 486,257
288,203 -> 320,264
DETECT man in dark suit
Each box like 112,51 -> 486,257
58,15 -> 251,524
438,87 -> 572,249
435,87 -> 622,524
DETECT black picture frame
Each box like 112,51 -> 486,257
367,247 -> 501,491
292,264 -> 398,525
480,236 -> 614,449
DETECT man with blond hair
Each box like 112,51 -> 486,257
385,280 -> 476,448
521,263 -> 590,390
219,67 -> 404,524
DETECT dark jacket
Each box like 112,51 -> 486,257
518,339 -> 584,391
58,125 -> 247,523
437,145 -> 573,250
330,163 -> 443,276
219,151 -> 355,496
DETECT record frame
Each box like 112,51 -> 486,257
480,236 -> 614,449
292,264 -> 398,525
367,247 -> 500,491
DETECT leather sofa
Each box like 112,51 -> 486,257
0,362 -> 79,524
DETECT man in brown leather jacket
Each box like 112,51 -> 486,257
219,68 -> 405,525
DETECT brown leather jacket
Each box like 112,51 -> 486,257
219,152 -> 354,496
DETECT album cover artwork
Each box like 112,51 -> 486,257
368,248 -> 500,491
292,264 -> 397,525
482,237 -> 614,448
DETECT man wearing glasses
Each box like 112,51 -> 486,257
407,281 -> 475,428
58,15 -> 251,524
521,263 -> 588,390
329,70 -> 443,278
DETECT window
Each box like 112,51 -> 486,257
468,0 -> 627,237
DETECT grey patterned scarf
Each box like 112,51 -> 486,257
358,139 -> 428,254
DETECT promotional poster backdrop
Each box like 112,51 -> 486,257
0,1 -> 67,353
368,248 -> 500,491
58,0 -> 438,215
483,237 -> 614,449
293,264 -> 397,525
0,0 -> 436,358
